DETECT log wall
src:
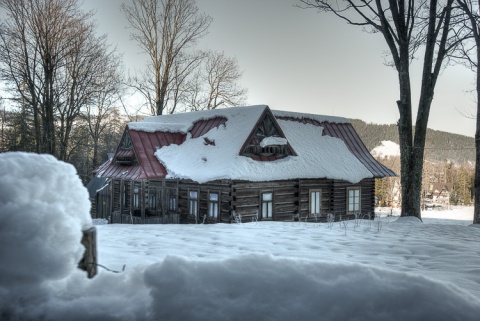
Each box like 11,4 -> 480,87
104,177 -> 376,224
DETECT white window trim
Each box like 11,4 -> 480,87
347,187 -> 361,213
309,189 -> 322,216
261,191 -> 273,219
189,189 -> 199,217
208,191 -> 219,219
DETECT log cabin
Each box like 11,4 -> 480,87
90,105 -> 395,224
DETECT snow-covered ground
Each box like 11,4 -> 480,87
2,152 -> 480,321
97,207 -> 480,300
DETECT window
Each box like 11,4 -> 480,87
189,190 -> 199,217
347,187 -> 361,213
166,189 -> 177,213
208,192 -> 219,218
149,192 -> 156,210
133,186 -> 139,208
261,192 -> 273,219
309,189 -> 321,215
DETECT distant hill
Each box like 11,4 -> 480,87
350,119 -> 475,164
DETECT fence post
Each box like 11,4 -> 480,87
78,226 -> 97,278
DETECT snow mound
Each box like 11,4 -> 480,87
371,140 -> 400,158
144,255 -> 480,321
0,152 -> 92,316
0,153 -> 91,283
392,216 -> 423,224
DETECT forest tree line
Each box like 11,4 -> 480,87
351,119 -> 475,207
351,119 -> 475,164
375,155 -> 474,208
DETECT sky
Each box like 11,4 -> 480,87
79,0 -> 476,137
2,151 -> 480,320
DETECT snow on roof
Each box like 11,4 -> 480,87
128,121 -> 190,133
128,105 -> 265,134
151,105 -> 372,183
260,136 -> 288,147
272,109 -> 349,124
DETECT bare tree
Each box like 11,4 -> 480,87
0,0 -> 123,163
186,51 -> 247,111
0,0 -> 90,155
454,0 -> 480,223
84,52 -> 125,170
299,0 -> 462,219
56,26 -> 118,161
0,98 -> 5,152
122,0 -> 212,115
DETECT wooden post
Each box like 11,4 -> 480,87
78,226 -> 97,278
119,179 -> 124,223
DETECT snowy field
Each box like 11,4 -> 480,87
97,207 -> 480,299
2,152 -> 480,321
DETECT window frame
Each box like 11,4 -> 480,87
346,186 -> 361,213
261,191 -> 273,219
148,188 -> 157,210
133,185 -> 140,209
165,188 -> 177,213
208,191 -> 219,219
188,189 -> 199,217
309,189 -> 322,216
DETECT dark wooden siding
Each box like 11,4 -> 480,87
231,180 -> 298,222
177,180 -> 231,224
332,178 -> 375,218
298,179 -> 334,218
106,177 -> 376,224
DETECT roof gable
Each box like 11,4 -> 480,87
114,130 -> 138,165
240,107 -> 296,161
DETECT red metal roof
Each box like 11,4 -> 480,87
190,117 -> 227,138
96,129 -> 185,180
98,117 -> 229,180
129,130 -> 185,179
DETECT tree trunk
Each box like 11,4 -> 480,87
396,51 -> 420,218
474,44 -> 480,224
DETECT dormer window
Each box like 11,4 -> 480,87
241,113 -> 295,160
120,133 -> 133,150
115,132 -> 136,165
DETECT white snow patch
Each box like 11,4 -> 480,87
392,216 -> 423,225
129,105 -> 262,133
272,109 -> 349,124
259,136 -> 288,147
371,140 -> 400,158
128,121 -> 190,134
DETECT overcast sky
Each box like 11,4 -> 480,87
82,0 -> 476,137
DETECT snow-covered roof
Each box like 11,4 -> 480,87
100,105 -> 395,183
272,109 -> 349,124
128,105 -> 264,134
